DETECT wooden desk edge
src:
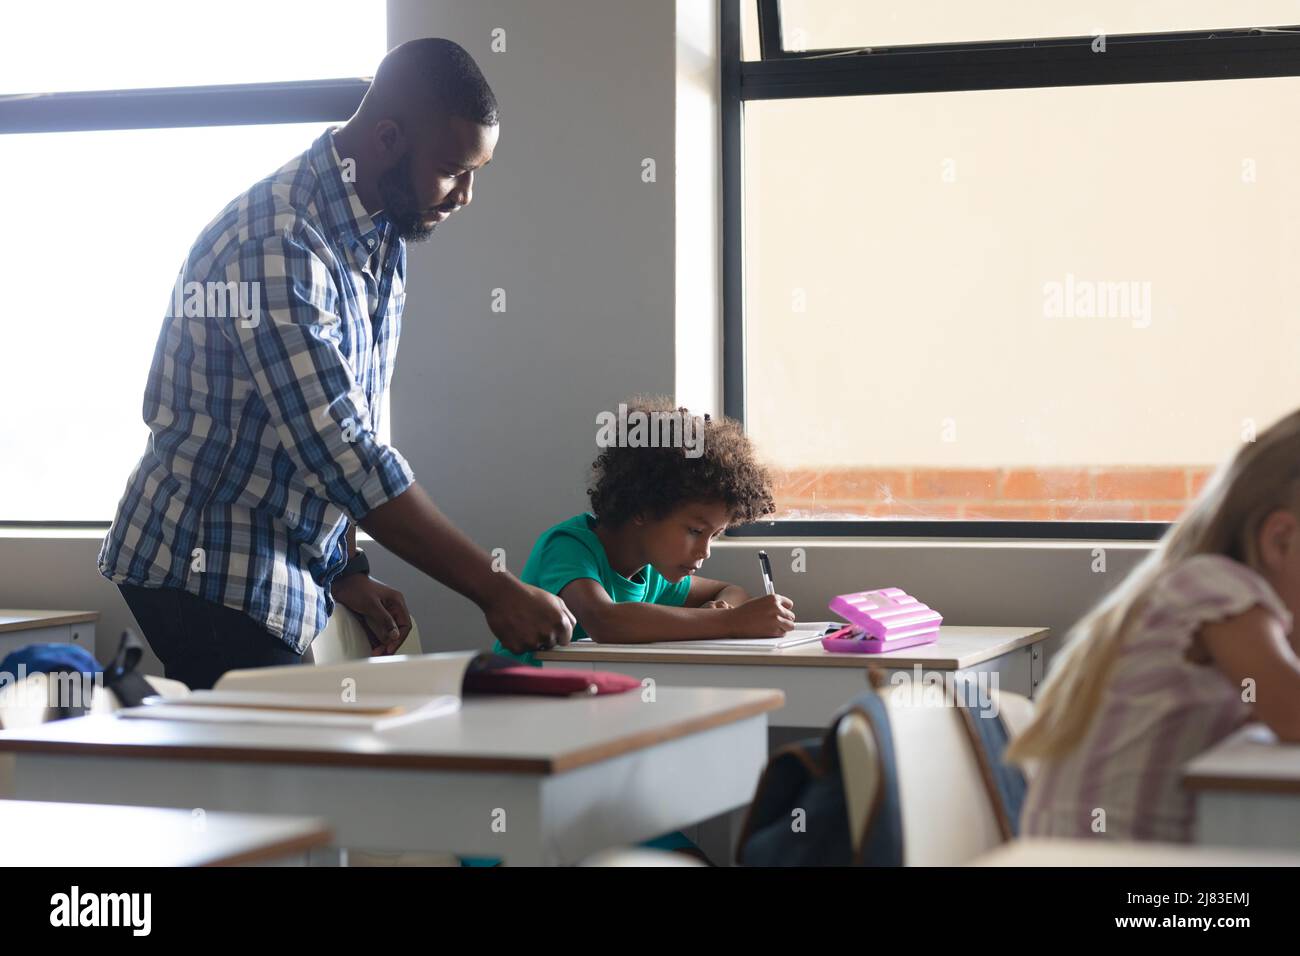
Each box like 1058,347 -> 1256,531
0,689 -> 785,776
549,688 -> 783,772
536,627 -> 1051,669
1183,772 -> 1300,796
204,823 -> 333,867
0,611 -> 100,634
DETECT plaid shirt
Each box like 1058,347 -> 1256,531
99,127 -> 414,653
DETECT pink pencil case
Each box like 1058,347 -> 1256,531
822,588 -> 942,653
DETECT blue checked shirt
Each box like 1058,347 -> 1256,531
99,128 -> 414,653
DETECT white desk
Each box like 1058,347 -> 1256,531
1184,724 -> 1300,850
537,626 -> 1049,728
0,687 -> 781,866
973,837 -> 1300,867
0,799 -> 330,866
0,609 -> 98,659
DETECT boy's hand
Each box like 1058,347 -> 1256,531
725,593 -> 796,637
701,599 -> 731,609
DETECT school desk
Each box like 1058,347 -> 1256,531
0,799 -> 330,866
1184,723 -> 1300,851
0,609 -> 98,659
537,625 -> 1050,728
0,686 -> 781,866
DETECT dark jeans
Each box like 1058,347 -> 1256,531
118,583 -> 302,690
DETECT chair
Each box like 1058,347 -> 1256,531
304,606 -> 422,665
838,685 -> 1034,866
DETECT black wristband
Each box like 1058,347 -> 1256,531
338,548 -> 370,578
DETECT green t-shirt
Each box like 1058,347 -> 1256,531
491,512 -> 692,665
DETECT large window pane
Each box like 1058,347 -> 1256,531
0,123 -> 335,521
0,0 -> 384,94
778,0 -> 1300,50
743,78 -> 1300,521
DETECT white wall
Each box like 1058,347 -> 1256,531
0,0 -> 1154,676
373,0 -> 679,648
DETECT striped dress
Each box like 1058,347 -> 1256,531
1021,553 -> 1293,842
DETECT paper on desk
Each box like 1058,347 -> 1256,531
215,650 -> 477,698
642,622 -> 841,652
118,691 -> 460,732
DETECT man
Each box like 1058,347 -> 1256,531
99,38 -> 574,689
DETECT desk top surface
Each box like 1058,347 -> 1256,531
1183,724 -> 1300,794
0,686 -> 783,775
0,609 -> 99,633
0,799 -> 329,866
536,625 -> 1050,669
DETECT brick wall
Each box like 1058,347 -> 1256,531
772,466 -> 1215,521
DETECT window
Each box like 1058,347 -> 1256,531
723,0 -> 1300,538
0,2 -> 385,523
774,0 -> 1300,52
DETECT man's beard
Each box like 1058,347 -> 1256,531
376,152 -> 438,243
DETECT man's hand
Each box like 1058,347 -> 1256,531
700,599 -> 732,609
484,578 -> 576,655
332,574 -> 413,656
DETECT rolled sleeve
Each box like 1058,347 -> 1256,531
219,233 -> 414,520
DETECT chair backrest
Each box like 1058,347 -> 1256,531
992,689 -> 1036,742
836,712 -> 880,855
837,684 -> 1035,866
305,608 -> 423,665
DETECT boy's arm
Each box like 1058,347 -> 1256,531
1200,604 -> 1300,742
684,575 -> 749,608
559,578 -> 793,643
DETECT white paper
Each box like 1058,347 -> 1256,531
642,621 -> 840,652
118,693 -> 460,731
214,650 -> 476,698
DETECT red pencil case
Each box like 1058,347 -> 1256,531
463,663 -> 640,697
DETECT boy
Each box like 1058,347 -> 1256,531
495,398 -> 794,664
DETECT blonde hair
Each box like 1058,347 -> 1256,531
1006,408 -> 1300,765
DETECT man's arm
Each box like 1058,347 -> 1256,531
359,484 -> 516,609
360,484 -> 575,652
220,235 -> 573,654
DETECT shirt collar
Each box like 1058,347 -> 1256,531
309,126 -> 388,259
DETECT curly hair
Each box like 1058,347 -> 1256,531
588,396 -> 775,527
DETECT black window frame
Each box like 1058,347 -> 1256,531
721,0 -> 1300,541
0,76 -> 369,527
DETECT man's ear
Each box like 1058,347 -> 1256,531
374,119 -> 406,160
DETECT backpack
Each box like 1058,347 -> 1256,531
736,687 -> 1027,866
0,631 -> 156,725
737,689 -> 903,866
